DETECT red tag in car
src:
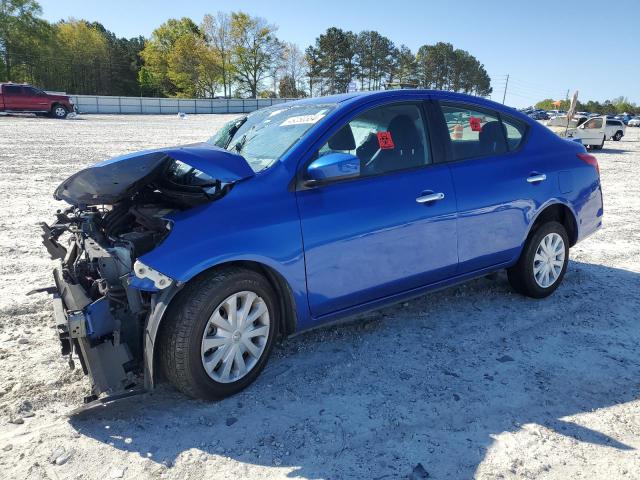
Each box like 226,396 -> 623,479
376,131 -> 395,150
469,117 -> 482,132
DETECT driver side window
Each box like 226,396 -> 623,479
584,118 -> 603,129
318,103 -> 430,177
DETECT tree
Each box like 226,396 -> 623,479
278,74 -> 305,98
392,45 -> 417,86
309,27 -> 356,94
138,17 -> 202,96
354,30 -> 395,90
281,42 -> 307,96
229,12 -> 280,98
167,33 -> 221,97
90,22 -> 145,96
415,41 -> 491,96
0,0 -> 52,81
305,45 -> 321,96
55,19 -> 110,94
202,12 -> 233,97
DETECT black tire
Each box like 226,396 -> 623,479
50,104 -> 68,119
507,221 -> 569,299
613,131 -> 623,141
159,267 -> 279,400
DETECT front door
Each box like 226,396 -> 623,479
577,117 -> 606,146
22,86 -> 49,111
296,102 -> 458,318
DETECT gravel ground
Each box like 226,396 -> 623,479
0,114 -> 639,480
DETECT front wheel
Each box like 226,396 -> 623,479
613,131 -> 623,141
159,267 -> 279,400
507,221 -> 569,298
51,104 -> 68,119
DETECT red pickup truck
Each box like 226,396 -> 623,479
0,83 -> 75,118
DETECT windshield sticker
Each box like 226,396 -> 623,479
280,111 -> 326,127
470,117 -> 482,132
376,131 -> 395,150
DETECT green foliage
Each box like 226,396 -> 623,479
306,27 -> 356,95
2,3 -> 502,100
229,12 -> 281,98
139,17 -> 204,96
0,0 -> 53,81
535,97 -> 638,114
278,74 -> 305,98
415,42 -> 491,96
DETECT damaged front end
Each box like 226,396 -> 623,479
38,143 -> 254,402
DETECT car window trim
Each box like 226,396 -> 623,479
295,99 -> 437,191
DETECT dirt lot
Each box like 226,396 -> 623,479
0,114 -> 639,480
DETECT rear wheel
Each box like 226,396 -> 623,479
613,131 -> 623,141
507,221 -> 569,298
159,267 -> 278,400
51,104 -> 68,119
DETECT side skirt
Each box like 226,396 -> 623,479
289,261 -> 514,337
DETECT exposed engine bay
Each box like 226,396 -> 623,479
38,144 -> 255,402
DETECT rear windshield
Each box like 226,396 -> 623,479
208,103 -> 335,172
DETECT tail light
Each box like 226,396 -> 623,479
577,152 -> 599,175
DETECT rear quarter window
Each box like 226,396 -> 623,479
501,116 -> 527,151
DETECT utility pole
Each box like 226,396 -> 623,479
565,89 -> 569,101
502,74 -> 509,104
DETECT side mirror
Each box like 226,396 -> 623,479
305,152 -> 360,186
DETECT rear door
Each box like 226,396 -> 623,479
296,101 -> 458,318
435,101 -> 550,273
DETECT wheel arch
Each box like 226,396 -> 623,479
526,202 -> 579,247
145,259 -> 298,388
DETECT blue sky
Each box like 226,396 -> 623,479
38,0 -> 639,107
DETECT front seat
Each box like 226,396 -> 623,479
478,121 -> 508,156
328,123 -> 356,151
370,115 -> 425,174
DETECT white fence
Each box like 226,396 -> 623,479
69,95 -> 296,114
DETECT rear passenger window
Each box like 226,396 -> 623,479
2,85 -> 22,95
441,104 -> 507,160
319,103 -> 430,177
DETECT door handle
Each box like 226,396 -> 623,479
526,173 -> 547,183
416,192 -> 445,204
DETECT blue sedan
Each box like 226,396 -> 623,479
42,90 -> 603,401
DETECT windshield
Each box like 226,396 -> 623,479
208,103 -> 335,172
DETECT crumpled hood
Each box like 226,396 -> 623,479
54,142 -> 255,206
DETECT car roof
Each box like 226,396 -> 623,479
286,89 -> 526,119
